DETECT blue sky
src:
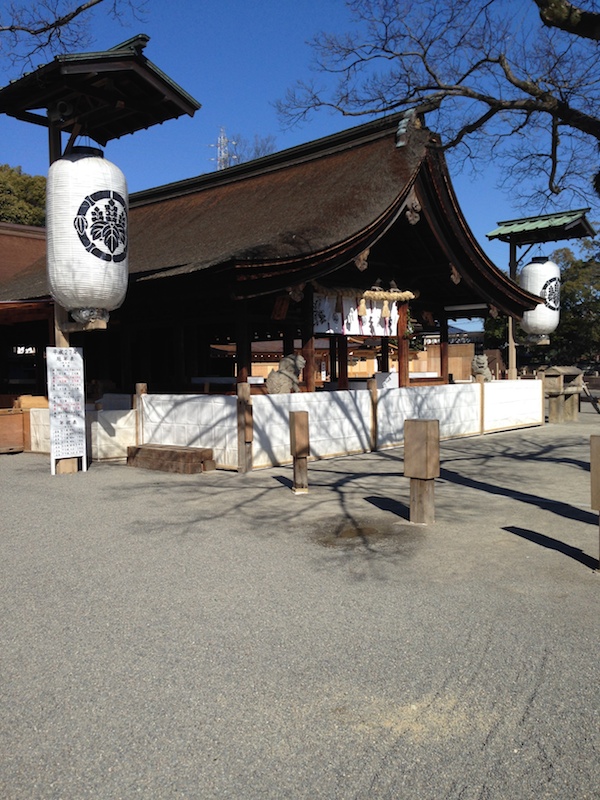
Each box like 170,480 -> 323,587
0,0 -> 567,283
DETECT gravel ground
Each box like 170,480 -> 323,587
1,406 -> 599,799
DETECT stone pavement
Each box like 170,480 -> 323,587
1,404 -> 599,799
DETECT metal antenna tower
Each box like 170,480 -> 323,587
215,126 -> 237,170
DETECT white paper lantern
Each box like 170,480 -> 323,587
47,146 -> 128,323
519,257 -> 560,335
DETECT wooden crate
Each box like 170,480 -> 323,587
0,409 -> 24,454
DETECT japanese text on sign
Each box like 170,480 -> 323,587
47,347 -> 87,472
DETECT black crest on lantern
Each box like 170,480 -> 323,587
73,190 -> 128,262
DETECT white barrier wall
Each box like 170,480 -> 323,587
483,379 -> 543,431
28,407 -> 137,461
89,410 -> 136,460
29,408 -> 51,453
378,383 -> 482,448
252,390 -> 372,468
141,394 -> 238,468
27,380 -> 544,469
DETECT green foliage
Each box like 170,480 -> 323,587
545,243 -> 600,364
0,164 -> 46,226
484,315 -> 508,350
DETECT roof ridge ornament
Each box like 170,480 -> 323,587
108,34 -> 150,55
396,110 -> 417,147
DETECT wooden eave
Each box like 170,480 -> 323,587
0,112 -> 539,323
415,144 -> 542,319
0,35 -> 200,146
0,299 -> 53,324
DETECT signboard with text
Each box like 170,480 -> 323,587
47,347 -> 87,474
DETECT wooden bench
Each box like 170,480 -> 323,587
127,444 -> 216,474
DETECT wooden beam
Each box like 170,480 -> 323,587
380,338 -> 390,372
440,316 -> 449,382
301,284 -> 315,392
290,410 -> 309,494
338,335 -> 349,390
397,303 -> 410,387
236,301 -> 251,383
237,382 -> 253,473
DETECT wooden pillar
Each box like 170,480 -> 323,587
48,120 -> 71,349
236,302 -> 251,384
397,303 -> 410,387
290,410 -> 309,494
174,324 -> 186,389
283,329 -> 294,357
367,377 -> 378,452
338,335 -> 349,390
134,382 -> 147,445
380,338 -> 390,373
330,336 -> 338,382
237,382 -> 253,473
120,325 -> 132,392
301,284 -> 315,392
404,419 -> 440,524
440,316 -> 449,382
591,436 -> 600,569
508,240 -> 518,380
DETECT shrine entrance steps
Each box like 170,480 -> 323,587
127,444 -> 216,474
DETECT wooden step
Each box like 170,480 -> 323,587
127,444 -> 216,474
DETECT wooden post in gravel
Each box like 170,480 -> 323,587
590,435 -> 600,569
290,410 -> 309,494
237,382 -> 253,473
367,377 -> 378,452
134,383 -> 147,446
404,419 -> 440,524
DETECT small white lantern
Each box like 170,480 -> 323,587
47,146 -> 128,323
519,257 -> 560,335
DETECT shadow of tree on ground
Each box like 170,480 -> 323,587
503,525 -> 598,570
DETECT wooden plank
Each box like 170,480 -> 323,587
0,409 -> 24,453
14,395 -> 49,409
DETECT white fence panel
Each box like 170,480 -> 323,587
483,380 -> 543,432
378,384 -> 482,448
29,408 -> 51,453
90,410 -> 136,461
252,390 -> 372,467
141,394 -> 238,468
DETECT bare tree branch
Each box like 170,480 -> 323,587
0,1 -> 145,67
277,0 -> 600,207
0,0 -> 104,38
533,0 -> 600,40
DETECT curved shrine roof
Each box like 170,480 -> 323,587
0,112 -> 540,319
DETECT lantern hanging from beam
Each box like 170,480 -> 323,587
47,146 -> 128,323
519,256 -> 560,335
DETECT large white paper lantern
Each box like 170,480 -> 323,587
47,146 -> 128,323
519,257 -> 560,335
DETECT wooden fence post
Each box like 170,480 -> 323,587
590,435 -> 600,569
404,419 -> 440,524
237,382 -> 253,473
134,383 -> 147,446
367,377 -> 378,452
290,410 -> 309,494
